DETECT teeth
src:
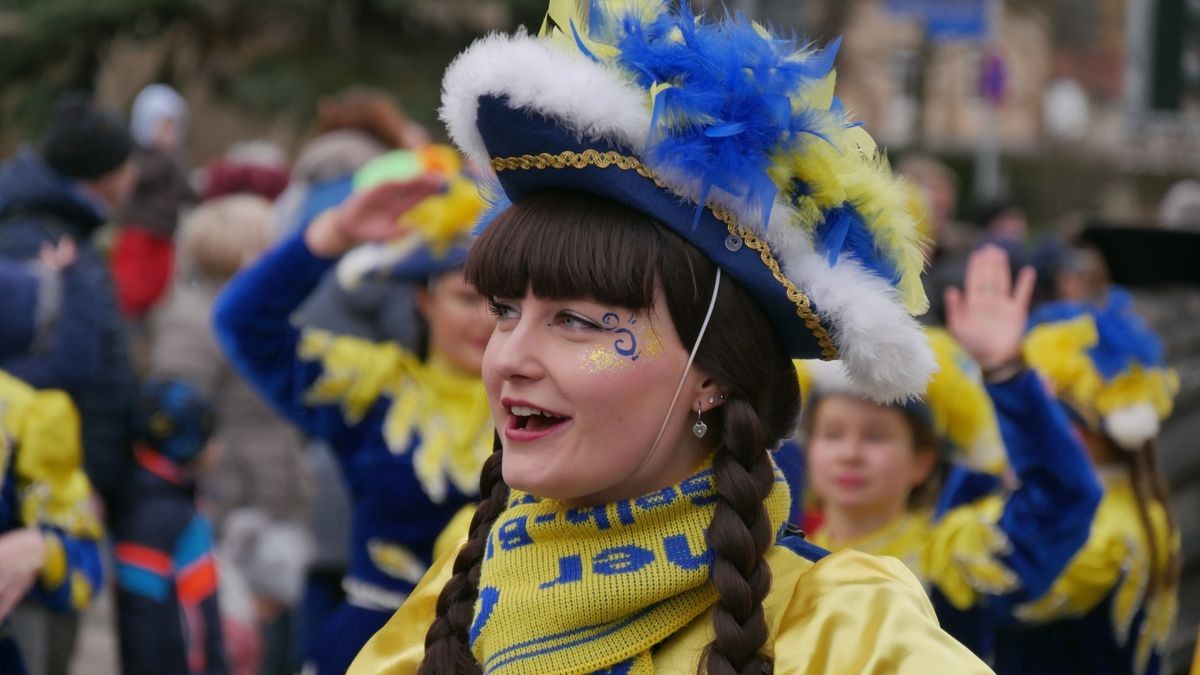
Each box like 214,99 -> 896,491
511,405 -> 548,417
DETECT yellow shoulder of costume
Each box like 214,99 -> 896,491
349,539 -> 461,673
298,328 -> 420,423
922,496 -> 1020,611
1013,482 -> 1136,624
768,549 -> 990,673
433,505 -> 475,562
0,372 -> 102,539
654,548 -> 992,673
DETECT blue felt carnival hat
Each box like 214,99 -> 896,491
335,145 -> 485,289
1024,287 -> 1178,451
441,0 -> 935,401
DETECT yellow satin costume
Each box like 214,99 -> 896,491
809,499 -> 1018,613
349,539 -> 992,673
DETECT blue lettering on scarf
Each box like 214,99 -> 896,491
539,554 -> 583,589
663,533 -> 713,571
680,470 -> 717,506
594,659 -> 635,674
592,545 -> 654,576
497,515 -> 533,551
635,486 -> 677,511
566,506 -> 612,530
535,512 -> 557,524
485,529 -> 496,560
616,500 -> 636,526
469,586 -> 501,646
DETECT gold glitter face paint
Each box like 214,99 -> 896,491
579,313 -> 664,374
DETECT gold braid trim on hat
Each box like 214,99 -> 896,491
491,149 -> 838,359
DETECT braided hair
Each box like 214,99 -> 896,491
420,191 -> 801,673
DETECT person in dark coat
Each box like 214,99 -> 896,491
113,379 -> 228,675
0,92 -> 139,508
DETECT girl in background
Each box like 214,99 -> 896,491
801,245 -> 1101,657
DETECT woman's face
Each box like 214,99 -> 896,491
806,395 -> 933,519
419,271 -> 495,376
483,287 -> 714,505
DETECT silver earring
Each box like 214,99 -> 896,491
692,405 -> 708,438
707,396 -> 716,405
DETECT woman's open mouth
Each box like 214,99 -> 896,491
505,402 -> 572,442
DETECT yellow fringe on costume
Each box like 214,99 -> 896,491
1014,469 -> 1177,675
298,329 -> 493,502
810,498 -> 1020,611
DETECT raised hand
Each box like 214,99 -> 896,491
944,245 -> 1036,373
38,236 -> 77,271
304,175 -> 445,257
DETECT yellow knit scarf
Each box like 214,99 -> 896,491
469,457 -> 792,674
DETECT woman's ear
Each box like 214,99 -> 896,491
415,284 -> 432,322
694,376 -> 730,413
909,445 -> 939,488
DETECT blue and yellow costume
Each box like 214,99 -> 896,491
213,150 -> 490,674
802,328 -> 1102,658
354,0 -> 996,670
0,370 -> 104,674
991,287 -> 1181,675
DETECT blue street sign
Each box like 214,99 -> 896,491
885,0 -> 989,42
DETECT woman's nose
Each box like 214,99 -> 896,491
488,317 -> 546,382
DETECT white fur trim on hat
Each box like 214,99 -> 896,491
441,31 -> 651,167
1103,403 -> 1160,452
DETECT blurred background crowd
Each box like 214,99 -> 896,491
0,0 -> 1197,673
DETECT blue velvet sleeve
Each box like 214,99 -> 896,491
212,229 -> 372,450
987,369 -> 1102,607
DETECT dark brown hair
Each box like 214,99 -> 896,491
1091,431 -> 1181,604
418,190 -> 801,674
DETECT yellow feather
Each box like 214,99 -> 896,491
923,328 -> 1005,473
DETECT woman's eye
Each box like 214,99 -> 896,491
555,311 -> 602,331
488,300 -> 518,321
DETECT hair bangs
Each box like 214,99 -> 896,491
465,190 -> 663,309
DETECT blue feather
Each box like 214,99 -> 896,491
570,19 -> 601,63
604,3 -> 839,230
1089,287 -> 1165,377
814,205 -> 899,283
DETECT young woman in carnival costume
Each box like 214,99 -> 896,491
799,245 -> 1102,657
989,286 -> 1181,675
349,1 -> 1000,672
213,149 -> 493,673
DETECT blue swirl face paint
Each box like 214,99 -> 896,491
581,313 -> 663,373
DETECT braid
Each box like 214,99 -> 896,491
1142,440 -> 1181,590
704,396 -> 776,675
418,435 -> 508,674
